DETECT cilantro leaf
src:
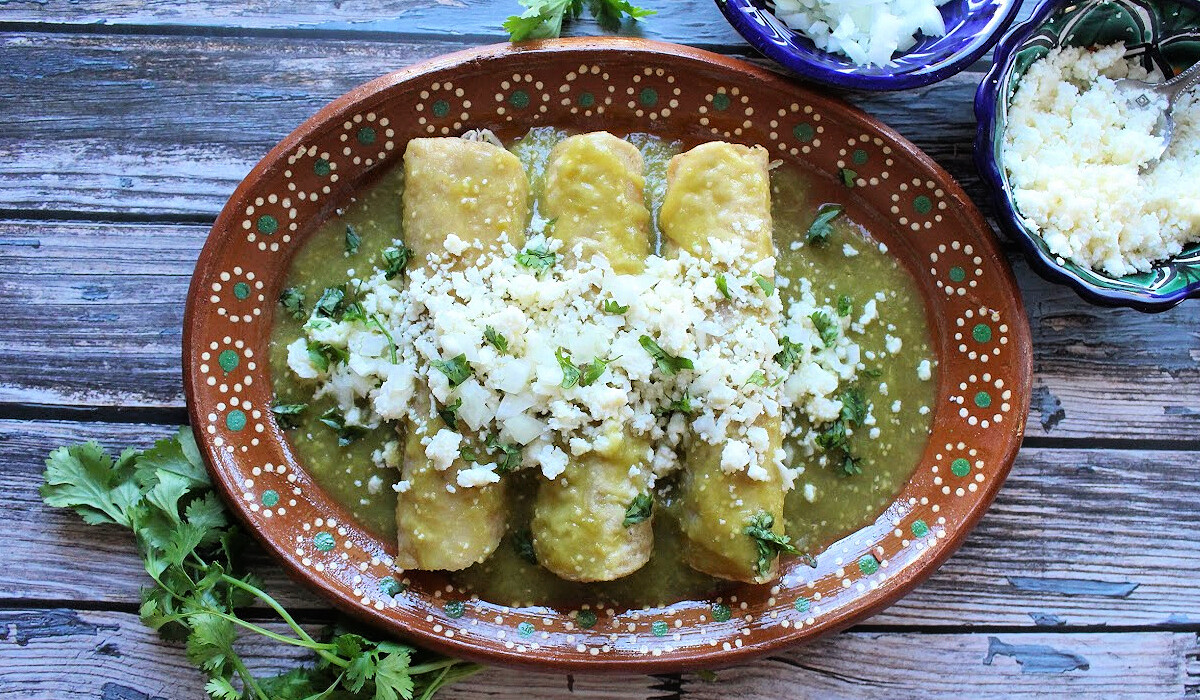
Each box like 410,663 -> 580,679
601,299 -> 629,314
344,224 -> 361,255
504,0 -> 653,41
841,453 -> 864,476
839,387 -> 868,425
313,286 -> 345,318
806,203 -> 844,243
381,244 -> 412,280
623,493 -> 653,527
638,335 -> 694,376
513,529 -> 538,565
437,398 -> 462,430
774,336 -> 804,370
753,273 -> 775,296
579,356 -> 615,387
715,273 -> 731,299
839,167 -> 858,188
516,244 -> 557,275
555,347 -> 581,389
279,287 -> 306,320
590,0 -> 656,30
743,369 -> 768,387
40,441 -> 140,527
810,310 -> 839,348
485,433 -> 523,473
306,341 -> 348,373
665,391 -> 695,414
484,325 -> 509,355
318,407 -> 368,446
743,511 -> 799,578
430,354 -> 473,388
271,402 -> 307,429
837,294 -> 853,317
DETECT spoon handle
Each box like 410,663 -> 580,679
1163,61 -> 1200,104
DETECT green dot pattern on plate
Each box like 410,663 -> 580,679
432,100 -> 450,118
225,410 -> 246,431
232,282 -> 251,300
974,391 -> 992,409
578,92 -> 595,107
858,554 -> 880,575
651,620 -> 669,636
973,323 -> 993,342
712,92 -> 730,111
914,195 -> 933,214
517,621 -> 534,637
261,489 -> 279,507
793,123 -> 815,142
794,597 -> 810,613
379,576 -> 403,597
852,149 -> 868,165
509,90 -> 530,109
313,531 -> 336,552
711,603 -> 731,622
356,127 -> 376,145
444,600 -> 465,618
949,266 -> 966,282
911,519 -> 930,537
313,158 -> 331,177
217,349 -> 239,373
576,610 -> 597,628
951,458 -> 971,477
639,87 -> 658,107
256,215 -> 278,235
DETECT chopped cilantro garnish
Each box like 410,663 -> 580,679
485,433 -> 522,473
840,453 -> 864,476
512,528 -> 538,565
774,336 -> 804,370
837,294 -> 853,317
484,325 -> 509,355
516,244 -> 556,275
810,310 -> 839,348
743,511 -> 799,578
815,418 -> 848,452
715,273 -> 731,299
860,367 -> 883,380
839,387 -> 868,425
753,273 -> 775,296
437,398 -> 462,429
459,444 -> 479,463
601,299 -> 629,314
623,493 -> 654,527
744,369 -> 768,387
381,244 -> 412,280
367,314 -> 398,364
306,341 -> 348,373
839,167 -> 858,188
279,287 -> 306,320
270,402 -> 307,429
555,347 -> 581,389
344,224 -> 361,255
638,335 -> 694,376
579,356 -> 616,387
430,354 -> 473,388
806,203 -> 844,243
317,407 -> 367,446
665,391 -> 695,414
313,286 -> 345,318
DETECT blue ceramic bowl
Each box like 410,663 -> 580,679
715,0 -> 1022,90
975,0 -> 1200,311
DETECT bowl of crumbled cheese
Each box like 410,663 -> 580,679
977,0 -> 1200,311
714,0 -> 1021,89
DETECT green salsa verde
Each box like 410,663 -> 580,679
268,129 -> 936,607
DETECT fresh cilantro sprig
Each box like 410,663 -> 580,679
623,493 -> 653,527
806,203 -> 844,244
638,335 -> 694,376
279,288 -> 306,321
430,354 -> 473,388
601,299 -> 629,315
515,244 -> 556,275
270,403 -> 307,430
743,511 -> 800,578
382,244 -> 413,280
318,407 -> 368,447
810,310 -> 840,349
484,326 -> 509,355
503,0 -> 655,42
40,429 -> 479,700
816,387 -> 869,477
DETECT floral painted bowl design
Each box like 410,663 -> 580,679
976,0 -> 1200,311
183,39 -> 1033,672
715,0 -> 1023,90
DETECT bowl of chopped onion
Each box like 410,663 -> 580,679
715,0 -> 1022,90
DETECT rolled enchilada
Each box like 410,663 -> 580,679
395,137 -> 529,571
530,132 -> 655,581
658,141 -> 787,584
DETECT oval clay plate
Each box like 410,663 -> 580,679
183,39 -> 1032,673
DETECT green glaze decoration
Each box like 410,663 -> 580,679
314,158 -> 331,177
974,391 -> 992,409
509,90 -> 530,109
914,195 -> 933,214
356,127 -> 376,145
256,215 -> 278,235
794,597 -> 810,613
379,576 -> 402,597
949,266 -> 966,282
973,323 -> 993,342
444,600 -> 465,618
233,282 -> 251,300
432,100 -> 450,118
712,92 -> 731,111
217,349 -> 239,373
711,603 -> 731,622
911,519 -> 930,537
852,149 -> 868,165
225,410 -> 246,431
261,489 -> 279,507
517,621 -> 534,637
576,610 -> 597,628
313,531 -> 336,552
793,123 -> 815,142
651,620 -> 669,636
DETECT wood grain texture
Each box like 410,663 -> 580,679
0,608 -> 1195,698
6,419 -> 1199,627
4,218 -> 1199,438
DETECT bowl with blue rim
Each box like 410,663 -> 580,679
714,0 -> 1023,90
975,0 -> 1200,311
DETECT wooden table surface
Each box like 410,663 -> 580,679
2,0 -> 1199,697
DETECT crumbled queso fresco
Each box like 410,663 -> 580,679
287,234 -> 914,492
1003,43 -> 1200,277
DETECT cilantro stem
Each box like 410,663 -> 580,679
229,653 -> 270,700
220,574 -> 321,646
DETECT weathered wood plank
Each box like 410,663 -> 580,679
5,218 -> 1199,439
0,33 -> 998,217
5,419 -> 1199,627
0,0 -> 746,45
0,608 -> 1193,698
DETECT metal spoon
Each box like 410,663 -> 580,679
1114,61 -> 1200,169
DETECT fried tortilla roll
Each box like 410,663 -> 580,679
659,141 -> 787,584
531,132 -> 655,581
394,137 -> 529,571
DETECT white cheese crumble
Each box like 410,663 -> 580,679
917,359 -> 932,381
1004,43 -> 1200,277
